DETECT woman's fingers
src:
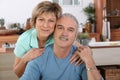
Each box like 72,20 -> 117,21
75,58 -> 83,66
70,53 -> 83,65
70,46 -> 93,66
23,48 -> 45,62
30,48 -> 44,59
70,50 -> 83,65
70,53 -> 78,64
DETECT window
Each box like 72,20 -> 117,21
52,0 -> 82,5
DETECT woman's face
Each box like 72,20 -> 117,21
35,12 -> 56,38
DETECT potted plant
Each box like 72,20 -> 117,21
83,3 -> 95,24
77,32 -> 90,46
0,18 -> 6,29
10,23 -> 21,29
83,3 -> 95,33
10,23 -> 25,34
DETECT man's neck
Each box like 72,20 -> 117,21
53,45 -> 71,59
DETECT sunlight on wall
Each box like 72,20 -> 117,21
0,0 -> 93,29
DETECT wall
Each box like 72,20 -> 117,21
0,0 -> 93,30
92,47 -> 120,65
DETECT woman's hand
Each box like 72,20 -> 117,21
22,48 -> 45,63
77,46 -> 93,63
71,41 -> 92,65
70,51 -> 83,65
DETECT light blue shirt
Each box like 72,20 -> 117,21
14,28 -> 54,58
20,44 -> 87,80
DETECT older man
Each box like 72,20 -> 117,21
20,13 -> 103,80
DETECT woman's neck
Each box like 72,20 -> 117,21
37,35 -> 48,48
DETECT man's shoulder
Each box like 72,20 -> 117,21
71,45 -> 77,54
75,62 -> 86,74
72,45 -> 77,50
45,44 -> 53,50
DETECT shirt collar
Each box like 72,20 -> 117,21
30,28 -> 39,48
30,28 -> 54,48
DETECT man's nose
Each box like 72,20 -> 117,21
62,29 -> 68,35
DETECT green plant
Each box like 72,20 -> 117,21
77,32 -> 89,39
0,18 -> 5,27
83,3 -> 95,24
10,23 -> 20,29
77,32 -> 90,46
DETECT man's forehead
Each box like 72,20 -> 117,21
57,16 -> 77,27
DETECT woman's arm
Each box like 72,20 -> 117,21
86,57 -> 102,80
77,46 -> 102,80
13,48 -> 44,77
13,57 -> 27,78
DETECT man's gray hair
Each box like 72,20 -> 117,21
59,13 -> 79,33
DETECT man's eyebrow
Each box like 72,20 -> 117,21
67,26 -> 75,30
69,27 -> 75,29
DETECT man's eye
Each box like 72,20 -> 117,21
57,25 -> 63,29
68,29 -> 74,32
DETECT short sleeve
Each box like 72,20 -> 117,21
20,60 -> 40,80
45,35 -> 54,47
14,36 -> 31,58
14,28 -> 38,58
79,63 -> 88,80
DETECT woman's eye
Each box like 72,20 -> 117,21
49,20 -> 55,22
39,19 -> 44,21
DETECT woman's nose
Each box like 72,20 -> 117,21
43,21 -> 48,28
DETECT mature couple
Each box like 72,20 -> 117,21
13,1 -> 103,80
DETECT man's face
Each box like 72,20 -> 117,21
54,16 -> 77,48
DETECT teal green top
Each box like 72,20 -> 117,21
14,28 -> 54,58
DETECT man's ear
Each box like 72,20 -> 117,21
73,40 -> 82,48
74,33 -> 78,41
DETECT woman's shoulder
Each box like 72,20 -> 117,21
20,28 -> 35,36
18,28 -> 36,41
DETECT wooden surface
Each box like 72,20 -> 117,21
106,0 -> 120,41
94,0 -> 103,34
110,29 -> 120,41
90,45 -> 120,48
94,0 -> 120,41
0,34 -> 19,47
0,48 -> 14,53
89,33 -> 100,42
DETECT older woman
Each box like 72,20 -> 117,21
13,1 -> 62,77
